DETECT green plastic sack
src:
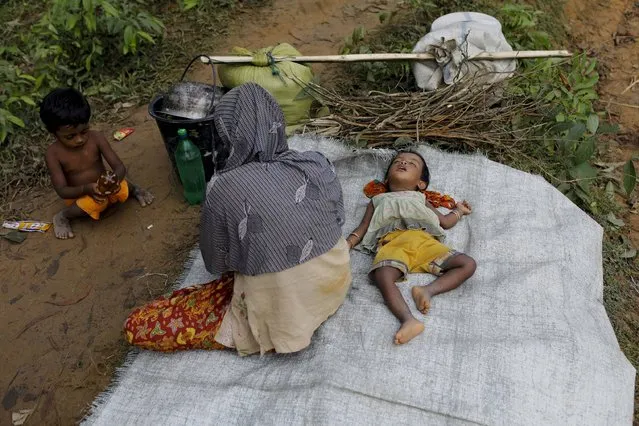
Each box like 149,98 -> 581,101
218,43 -> 315,129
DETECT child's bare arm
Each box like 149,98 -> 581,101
45,149 -> 93,199
346,201 -> 375,248
426,200 -> 472,229
96,132 -> 126,180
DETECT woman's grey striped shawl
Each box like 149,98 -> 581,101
200,83 -> 344,276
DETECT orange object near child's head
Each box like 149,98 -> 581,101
363,180 -> 388,198
362,179 -> 457,210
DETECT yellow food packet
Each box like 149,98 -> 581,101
2,221 -> 52,233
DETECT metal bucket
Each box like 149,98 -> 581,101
160,55 -> 224,120
150,55 -> 225,181
149,95 -> 218,181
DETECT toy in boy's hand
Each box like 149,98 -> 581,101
97,170 -> 120,195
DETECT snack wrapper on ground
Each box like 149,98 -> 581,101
2,221 -> 51,233
97,170 -> 120,195
113,127 -> 134,141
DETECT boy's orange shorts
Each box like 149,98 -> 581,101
64,179 -> 129,220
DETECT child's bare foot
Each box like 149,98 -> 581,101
131,185 -> 154,207
53,211 -> 74,239
394,318 -> 425,345
411,286 -> 432,314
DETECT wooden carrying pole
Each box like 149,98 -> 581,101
202,50 -> 572,64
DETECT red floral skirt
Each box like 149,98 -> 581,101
124,274 -> 234,352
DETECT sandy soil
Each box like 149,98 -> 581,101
0,0 -> 397,424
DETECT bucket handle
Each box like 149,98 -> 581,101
179,54 -> 219,114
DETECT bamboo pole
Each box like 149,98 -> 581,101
202,50 -> 572,64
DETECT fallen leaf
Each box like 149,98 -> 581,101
46,258 -> 60,278
605,181 -> 615,199
315,106 -> 330,118
12,408 -> 34,425
1,231 -> 26,244
623,160 -> 637,196
606,213 -> 625,227
586,114 -> 599,134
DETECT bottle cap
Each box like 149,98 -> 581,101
177,128 -> 187,137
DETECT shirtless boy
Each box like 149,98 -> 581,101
41,88 -> 154,239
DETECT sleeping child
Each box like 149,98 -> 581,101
347,150 -> 476,345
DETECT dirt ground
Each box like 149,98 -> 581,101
1,0 -> 637,424
565,0 -> 639,241
0,0 -> 398,424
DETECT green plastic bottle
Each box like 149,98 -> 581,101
175,128 -> 206,205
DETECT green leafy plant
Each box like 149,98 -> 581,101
177,0 -> 238,12
0,0 -> 165,143
339,23 -> 421,91
15,0 -> 163,101
180,0 -> 201,11
340,26 -> 408,84
0,59 -> 39,143
31,0 -> 165,77
521,55 -> 632,209
497,4 -> 550,50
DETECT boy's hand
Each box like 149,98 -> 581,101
456,200 -> 472,216
88,183 -> 107,201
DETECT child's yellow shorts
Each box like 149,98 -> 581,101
65,179 -> 129,220
371,229 -> 459,279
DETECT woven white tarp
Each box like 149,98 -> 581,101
84,136 -> 635,425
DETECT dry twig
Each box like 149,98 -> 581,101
301,74 -> 552,151
44,286 -> 92,307
137,272 -> 170,296
621,75 -> 638,95
15,311 -> 62,339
